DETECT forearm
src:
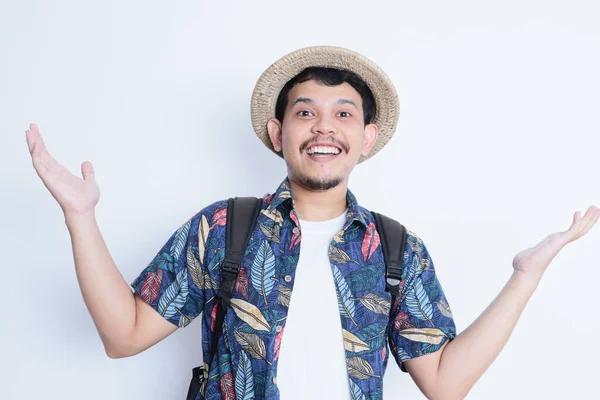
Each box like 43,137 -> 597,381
66,212 -> 137,353
435,271 -> 540,399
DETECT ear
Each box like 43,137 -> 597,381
361,123 -> 379,157
266,118 -> 283,152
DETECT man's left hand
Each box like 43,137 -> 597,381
512,205 -> 600,282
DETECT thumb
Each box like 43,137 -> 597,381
81,161 -> 95,181
572,211 -> 582,225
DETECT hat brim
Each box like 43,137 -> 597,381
250,45 -> 399,164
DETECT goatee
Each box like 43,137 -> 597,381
296,174 -> 343,191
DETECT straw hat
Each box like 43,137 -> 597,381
250,45 -> 399,163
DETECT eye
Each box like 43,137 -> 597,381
338,111 -> 352,118
298,110 -> 313,117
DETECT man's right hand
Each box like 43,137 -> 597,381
25,122 -> 178,358
25,123 -> 100,217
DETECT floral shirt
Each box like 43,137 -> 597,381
131,178 -> 456,400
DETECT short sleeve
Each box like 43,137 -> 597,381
130,203 -> 222,328
388,233 -> 457,372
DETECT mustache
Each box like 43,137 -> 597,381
299,137 -> 349,154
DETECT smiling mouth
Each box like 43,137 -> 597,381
306,145 -> 342,156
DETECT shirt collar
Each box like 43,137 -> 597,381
344,187 -> 369,229
265,178 -> 294,213
267,177 -> 369,229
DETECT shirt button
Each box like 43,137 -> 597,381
272,376 -> 277,385
292,227 -> 299,234
276,325 -> 282,333
284,275 -> 292,283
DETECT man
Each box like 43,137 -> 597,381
26,46 -> 599,400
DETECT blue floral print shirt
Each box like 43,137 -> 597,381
131,178 -> 457,400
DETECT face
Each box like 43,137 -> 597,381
267,79 -> 379,191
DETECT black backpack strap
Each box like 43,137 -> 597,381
372,211 -> 407,358
220,197 -> 263,309
371,211 -> 407,299
210,197 -> 261,362
188,197 -> 261,400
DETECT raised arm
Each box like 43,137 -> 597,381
25,123 -> 177,358
403,206 -> 600,400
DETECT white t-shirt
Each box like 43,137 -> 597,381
276,211 -> 352,400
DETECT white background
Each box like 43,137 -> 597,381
1,0 -> 599,399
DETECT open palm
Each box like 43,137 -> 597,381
26,123 -> 100,216
513,206 -> 600,279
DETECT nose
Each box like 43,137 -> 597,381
311,114 -> 337,136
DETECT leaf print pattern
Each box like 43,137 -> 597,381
273,328 -> 284,362
230,298 -> 271,331
158,269 -> 188,320
358,293 -> 390,315
259,223 -> 281,243
407,233 -> 424,253
211,208 -> 227,229
349,379 -> 366,400
251,241 -> 276,304
222,316 -> 233,352
263,193 -> 274,205
129,179 -> 457,400
329,245 -> 352,264
234,330 -> 272,365
405,278 -> 434,325
277,284 -> 291,308
219,372 -> 235,400
178,312 -> 192,328
140,269 -> 162,303
289,212 -> 301,251
398,328 -> 446,345
210,301 -> 218,332
420,256 -> 430,274
235,268 -> 249,299
170,220 -> 191,261
436,299 -> 453,319
346,264 -> 382,292
392,309 -> 413,331
289,228 -> 301,251
397,346 -> 411,362
333,230 -> 345,243
361,222 -> 380,261
235,351 -> 255,400
355,323 -> 387,352
261,208 -> 284,226
277,187 -> 291,199
343,329 -> 370,352
198,215 -> 210,264
347,357 -> 380,379
188,245 -> 217,290
333,265 -> 357,326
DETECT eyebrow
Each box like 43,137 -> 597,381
291,97 -> 359,110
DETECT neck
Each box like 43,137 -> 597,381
288,177 -> 348,221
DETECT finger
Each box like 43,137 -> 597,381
572,211 -> 582,225
25,125 -> 37,154
580,206 -> 600,236
563,210 -> 584,242
30,138 -> 62,183
568,211 -> 582,235
26,124 -> 49,158
81,161 -> 95,181
569,206 -> 599,239
580,206 -> 597,227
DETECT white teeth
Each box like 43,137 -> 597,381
307,146 -> 341,155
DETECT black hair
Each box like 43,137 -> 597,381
275,67 -> 376,126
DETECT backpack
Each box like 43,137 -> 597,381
186,197 -> 407,400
